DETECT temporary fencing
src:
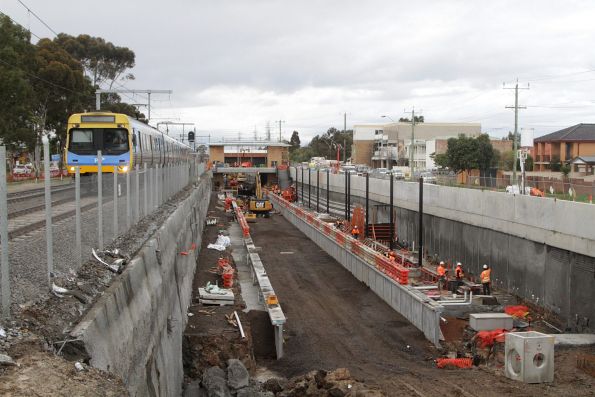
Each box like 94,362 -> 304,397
435,357 -> 473,369
232,200 -> 250,237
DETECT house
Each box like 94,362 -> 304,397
533,124 -> 595,173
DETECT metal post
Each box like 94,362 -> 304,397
155,164 -> 159,208
365,172 -> 369,238
144,163 -> 148,216
75,167 -> 82,267
300,168 -> 304,204
0,146 -> 10,319
113,170 -> 118,238
126,169 -> 131,229
43,136 -> 53,289
97,150 -> 103,250
344,171 -> 348,219
389,174 -> 394,250
135,165 -> 140,222
294,167 -> 298,203
326,169 -> 330,214
308,169 -> 311,208
316,169 -> 320,212
347,172 -> 351,221
419,177 -> 424,268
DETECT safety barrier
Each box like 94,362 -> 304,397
271,194 -> 409,285
270,193 -> 443,346
231,200 -> 250,237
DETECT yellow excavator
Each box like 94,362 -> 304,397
248,172 -> 272,217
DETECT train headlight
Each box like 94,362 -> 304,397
119,165 -> 129,173
70,166 -> 75,172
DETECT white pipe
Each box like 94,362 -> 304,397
441,291 -> 473,306
233,310 -> 245,339
414,286 -> 438,290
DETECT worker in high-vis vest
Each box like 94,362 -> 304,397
480,264 -> 492,295
437,261 -> 447,291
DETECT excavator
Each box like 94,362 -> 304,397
248,172 -> 272,217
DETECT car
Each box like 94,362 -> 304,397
391,170 -> 405,180
420,172 -> 436,183
13,164 -> 32,176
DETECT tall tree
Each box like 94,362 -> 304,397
399,115 -> 424,123
53,34 -> 135,88
289,130 -> 300,152
0,16 -> 36,157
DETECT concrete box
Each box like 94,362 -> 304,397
469,313 -> 513,331
505,331 -> 555,383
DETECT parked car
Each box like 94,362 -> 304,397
420,172 -> 436,184
12,164 -> 32,176
391,170 -> 405,180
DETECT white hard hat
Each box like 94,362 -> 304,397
483,264 -> 488,269
439,261 -> 445,265
456,262 -> 462,267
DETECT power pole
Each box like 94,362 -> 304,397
343,112 -> 347,163
276,120 -> 285,141
404,107 -> 417,178
504,79 -> 529,186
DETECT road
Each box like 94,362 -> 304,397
249,212 -> 594,397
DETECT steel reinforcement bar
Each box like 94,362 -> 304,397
269,193 -> 443,346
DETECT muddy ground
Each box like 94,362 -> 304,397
247,211 -> 595,397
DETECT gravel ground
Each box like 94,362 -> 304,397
249,212 -> 595,397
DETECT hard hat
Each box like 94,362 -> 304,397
354,225 -> 358,228
456,262 -> 462,267
483,264 -> 488,269
439,261 -> 445,265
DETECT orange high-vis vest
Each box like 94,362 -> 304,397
455,266 -> 464,278
437,265 -> 446,276
481,269 -> 491,283
352,228 -> 360,235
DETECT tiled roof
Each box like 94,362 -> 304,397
535,124 -> 595,142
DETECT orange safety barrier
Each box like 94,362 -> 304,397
504,305 -> 530,318
476,329 -> 508,348
232,200 -> 250,237
268,193 -> 410,285
436,357 -> 473,369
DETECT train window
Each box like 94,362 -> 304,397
69,130 -> 94,154
103,129 -> 129,155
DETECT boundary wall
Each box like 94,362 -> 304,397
71,174 -> 212,396
291,168 -> 595,330
269,193 -> 443,346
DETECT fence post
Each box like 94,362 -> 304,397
365,172 -> 369,238
126,169 -> 131,230
419,177 -> 424,268
316,169 -> 320,212
144,163 -> 148,216
113,170 -> 118,239
0,146 -> 10,319
75,166 -> 82,268
43,136 -> 53,290
326,169 -> 330,214
97,150 -> 103,250
389,174 -> 394,250
135,165 -> 140,222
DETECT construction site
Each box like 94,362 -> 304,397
0,164 -> 594,397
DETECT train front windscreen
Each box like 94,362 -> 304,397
68,128 -> 129,155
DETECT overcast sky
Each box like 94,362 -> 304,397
4,0 -> 595,143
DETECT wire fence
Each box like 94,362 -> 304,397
433,174 -> 595,202
0,143 -> 206,318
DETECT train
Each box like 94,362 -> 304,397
64,112 -> 193,174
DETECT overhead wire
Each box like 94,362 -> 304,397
15,0 -> 58,37
0,9 -> 41,40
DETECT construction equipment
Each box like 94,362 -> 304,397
248,172 -> 272,215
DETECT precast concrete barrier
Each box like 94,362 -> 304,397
269,193 -> 443,347
70,174 -> 212,396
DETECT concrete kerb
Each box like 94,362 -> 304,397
271,194 -> 443,347
70,176 -> 211,396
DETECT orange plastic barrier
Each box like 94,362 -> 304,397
233,201 -> 250,237
504,305 -> 530,318
476,329 -> 508,348
436,357 -> 473,369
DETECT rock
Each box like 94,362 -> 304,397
314,370 -> 327,387
226,359 -> 249,390
202,366 -> 229,396
74,362 -> 85,371
0,354 -> 16,366
305,381 -> 319,395
326,368 -> 351,382
263,378 -> 286,394
236,387 -> 275,397
183,380 -> 204,397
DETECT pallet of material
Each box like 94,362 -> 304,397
198,288 -> 235,306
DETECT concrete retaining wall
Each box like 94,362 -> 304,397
71,174 -> 212,396
271,194 -> 443,346
292,168 -> 595,330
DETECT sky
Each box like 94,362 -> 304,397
4,0 -> 595,144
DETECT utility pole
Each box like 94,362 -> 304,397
276,120 -> 285,141
504,79 -> 529,186
95,89 -> 172,124
343,112 -> 347,163
404,107 -> 417,178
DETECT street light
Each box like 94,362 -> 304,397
381,115 -> 399,170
